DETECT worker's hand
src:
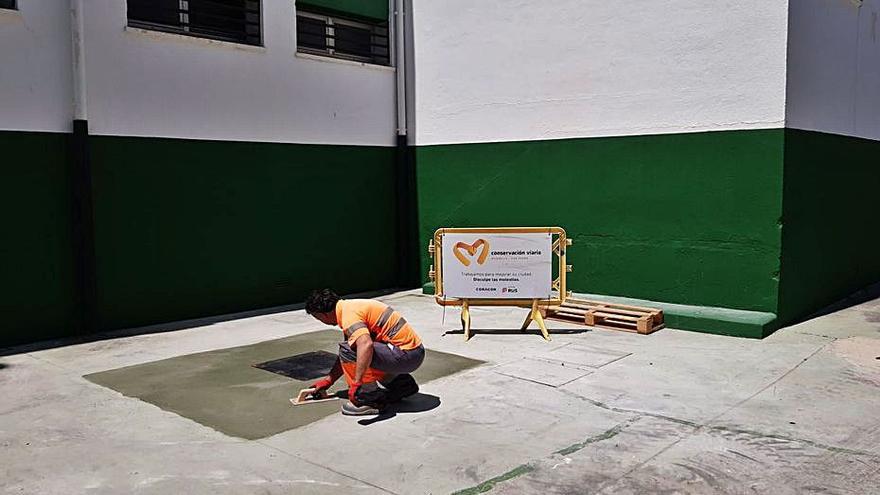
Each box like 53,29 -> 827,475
348,381 -> 363,405
311,377 -> 333,392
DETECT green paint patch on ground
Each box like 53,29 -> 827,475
554,417 -> 640,456
85,330 -> 483,439
451,464 -> 536,495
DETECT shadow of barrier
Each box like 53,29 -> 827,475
441,327 -> 591,337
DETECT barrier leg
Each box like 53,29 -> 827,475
532,299 -> 551,341
461,300 -> 472,341
520,306 -> 533,331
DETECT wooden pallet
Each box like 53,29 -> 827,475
543,298 -> 664,335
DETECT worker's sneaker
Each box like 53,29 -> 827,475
341,400 -> 380,416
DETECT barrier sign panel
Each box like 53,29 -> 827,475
441,232 -> 552,299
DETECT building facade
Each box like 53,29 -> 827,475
1,0 -> 401,345
1,0 -> 878,346
411,0 -> 880,337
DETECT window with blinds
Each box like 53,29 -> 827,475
296,10 -> 390,66
127,0 -> 261,46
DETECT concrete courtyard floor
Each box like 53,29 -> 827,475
2,290 -> 880,494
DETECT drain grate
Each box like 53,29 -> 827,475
253,350 -> 338,381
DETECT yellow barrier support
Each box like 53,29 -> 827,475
429,227 -> 572,341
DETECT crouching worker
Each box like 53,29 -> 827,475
305,289 -> 424,416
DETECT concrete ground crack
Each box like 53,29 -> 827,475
557,388 -> 699,428
709,339 -> 833,422
701,425 -> 879,458
555,343 -> 880,459
450,417 -> 642,495
598,434 -> 689,492
794,331 -> 839,339
25,352 -> 74,372
255,441 -> 401,495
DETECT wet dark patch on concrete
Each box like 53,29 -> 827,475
253,350 -> 338,381
85,330 -> 483,439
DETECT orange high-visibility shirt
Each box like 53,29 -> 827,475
335,299 -> 422,350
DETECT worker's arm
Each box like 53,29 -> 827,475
328,357 -> 343,382
312,358 -> 343,392
352,333 -> 374,384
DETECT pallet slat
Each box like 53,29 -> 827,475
561,302 -> 658,319
592,311 -> 640,322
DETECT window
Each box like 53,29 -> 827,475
296,10 -> 389,66
0,0 -> 16,10
127,0 -> 261,46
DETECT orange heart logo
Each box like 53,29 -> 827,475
453,239 -> 490,267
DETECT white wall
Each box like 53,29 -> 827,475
0,2 -> 73,133
411,0 -> 790,146
81,0 -> 396,146
786,0 -> 880,141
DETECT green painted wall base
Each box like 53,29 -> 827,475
3,128 -> 877,346
415,129 -> 785,339
0,131 -> 78,347
416,128 -> 880,339
89,136 -> 399,331
1,133 -> 400,347
777,129 -> 880,326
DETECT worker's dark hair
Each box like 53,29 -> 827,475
305,288 -> 339,315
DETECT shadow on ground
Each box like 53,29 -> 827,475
358,393 -> 441,426
442,328 -> 591,337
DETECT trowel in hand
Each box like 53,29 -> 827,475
290,387 -> 343,406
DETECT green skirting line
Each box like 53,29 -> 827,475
575,292 -> 778,339
451,464 -> 536,495
421,283 -> 778,338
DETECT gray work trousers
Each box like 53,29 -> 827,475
339,341 -> 425,374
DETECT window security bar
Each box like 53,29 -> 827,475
297,11 -> 390,66
128,0 -> 261,46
